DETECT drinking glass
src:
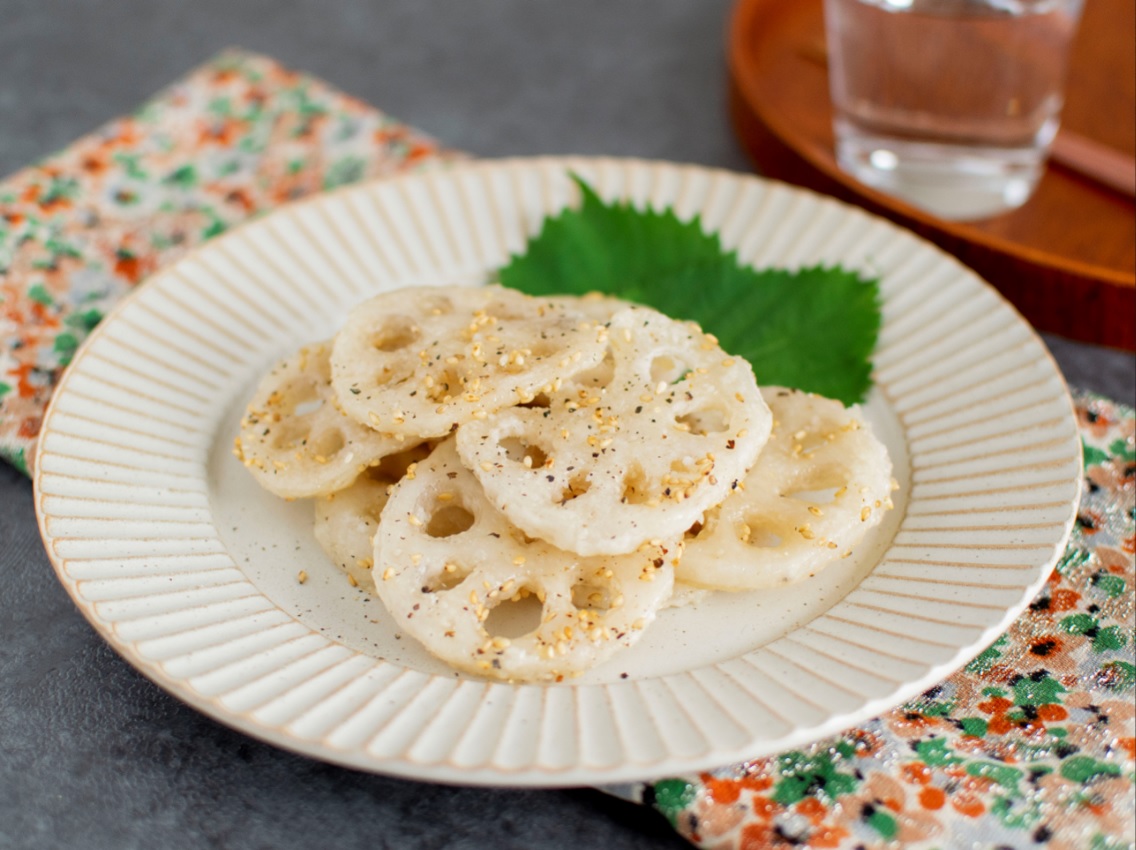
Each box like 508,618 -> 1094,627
824,0 -> 1085,220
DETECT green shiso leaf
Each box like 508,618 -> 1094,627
498,176 -> 881,405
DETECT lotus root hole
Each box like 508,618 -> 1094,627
270,418 -> 311,450
558,472 -> 591,504
787,486 -> 842,505
372,443 -> 433,479
518,392 -> 551,409
418,295 -> 454,316
737,519 -> 783,549
424,367 -> 463,402
621,464 -> 654,505
787,468 -> 849,500
423,564 -> 470,593
794,428 -> 838,455
306,428 -> 346,460
373,366 -> 400,388
508,527 -> 539,546
293,397 -> 324,417
669,457 -> 695,475
371,316 -> 420,352
527,336 -> 561,359
500,438 -> 548,468
482,593 -> 544,639
574,348 -> 616,389
649,354 -> 691,386
676,407 -> 729,436
425,503 -> 476,538
571,580 -> 615,613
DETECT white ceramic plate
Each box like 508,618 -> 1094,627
34,158 -> 1081,787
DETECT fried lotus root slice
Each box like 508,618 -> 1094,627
456,305 -> 773,555
374,440 -> 677,682
330,285 -> 609,438
678,387 -> 895,591
313,443 -> 434,591
236,341 -> 404,498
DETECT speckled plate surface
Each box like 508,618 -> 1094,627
33,157 -> 1082,787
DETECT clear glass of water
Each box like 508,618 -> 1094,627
824,0 -> 1084,220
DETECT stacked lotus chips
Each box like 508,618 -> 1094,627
236,285 -> 894,682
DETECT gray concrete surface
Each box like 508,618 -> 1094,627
1,1 -> 1132,848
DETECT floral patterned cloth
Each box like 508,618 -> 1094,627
628,391 -> 1135,850
3,48 -> 1132,850
0,49 -> 455,475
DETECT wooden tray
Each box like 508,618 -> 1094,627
727,0 -> 1135,350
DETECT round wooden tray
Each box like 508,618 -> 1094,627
727,0 -> 1135,350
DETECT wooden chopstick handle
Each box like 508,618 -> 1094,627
1049,130 -> 1136,198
